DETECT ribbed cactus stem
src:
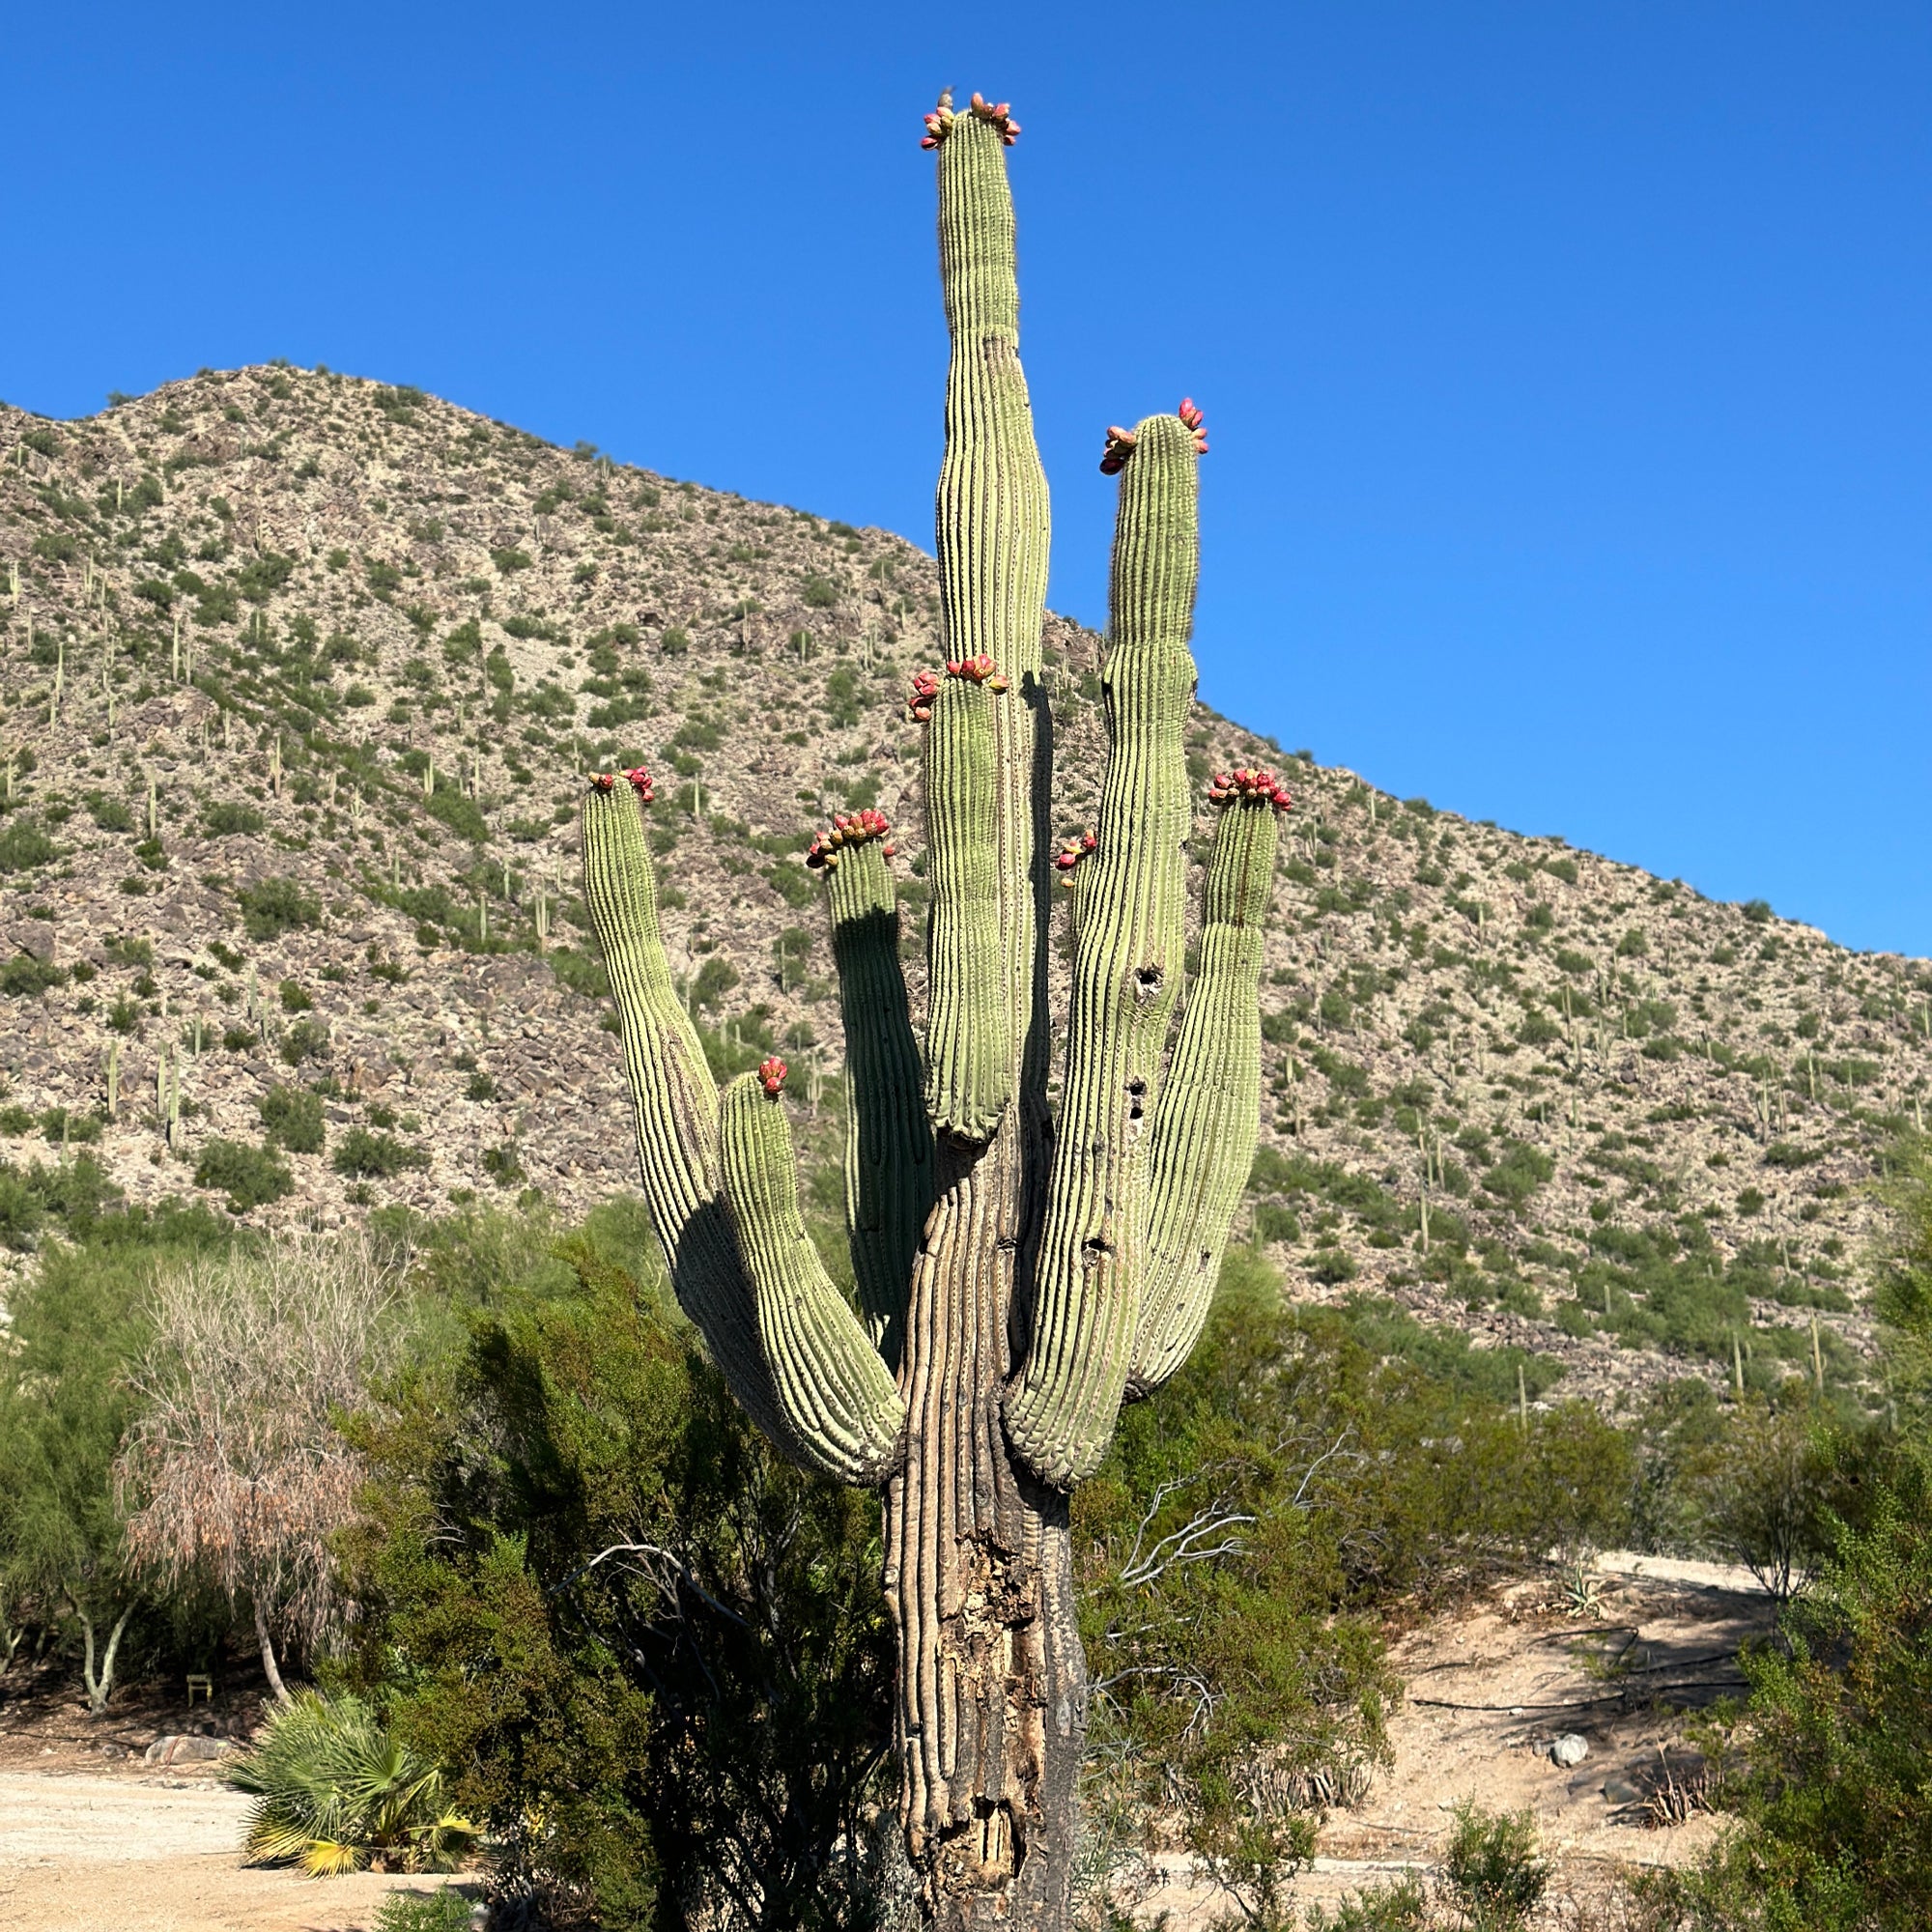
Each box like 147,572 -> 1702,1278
825,838 -> 933,1365
1006,413 -> 1200,1488
718,1071 -> 906,1486
1128,779 -> 1284,1398
922,672 -> 1009,1137
930,102 -> 1050,1116
580,778 -> 800,1457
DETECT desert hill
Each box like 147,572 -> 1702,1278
2,363 -> 1925,1412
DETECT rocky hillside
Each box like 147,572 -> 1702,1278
3,365 -> 1926,1411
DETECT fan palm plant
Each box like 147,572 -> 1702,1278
227,1690 -> 477,1877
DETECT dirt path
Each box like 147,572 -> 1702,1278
0,1769 -> 470,1932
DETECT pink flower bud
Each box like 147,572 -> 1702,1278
758,1057 -> 787,1097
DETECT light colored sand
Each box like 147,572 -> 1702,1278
0,1773 -> 468,1932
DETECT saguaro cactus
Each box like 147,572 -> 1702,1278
581,88 -> 1285,1931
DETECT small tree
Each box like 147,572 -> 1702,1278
116,1234 -> 396,1699
0,1244 -> 151,1711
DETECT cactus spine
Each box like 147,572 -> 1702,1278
578,90 -> 1280,1930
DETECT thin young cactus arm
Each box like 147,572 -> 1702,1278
923,666 -> 1011,1137
1128,767 -> 1289,1397
579,772 -> 800,1457
810,812 -> 933,1367
1005,411 -> 1203,1489
718,1064 -> 907,1486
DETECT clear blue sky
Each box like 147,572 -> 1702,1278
8,5 -> 1927,954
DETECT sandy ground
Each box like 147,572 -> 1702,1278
0,1769 -> 469,1930
0,1554 -> 1770,1931
1120,1552 -> 1771,1926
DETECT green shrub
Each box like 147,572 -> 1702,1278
340,1217 -> 896,1928
258,1085 -> 325,1155
226,1691 -> 476,1877
238,876 -> 321,940
332,1129 -> 428,1179
203,801 -> 266,838
0,818 -> 56,872
1,954 -> 67,997
1481,1140 -> 1554,1208
83,790 -> 133,832
193,1138 -> 294,1213
424,785 -> 487,843
373,1890 -> 474,1932
1442,1804 -> 1548,1931
280,1019 -> 329,1066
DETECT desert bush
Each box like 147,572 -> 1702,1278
332,1128 -> 428,1180
193,1138 -> 294,1213
201,800 -> 266,838
238,875 -> 322,940
374,1890 -> 474,1932
258,1085 -> 325,1155
227,1690 -> 476,1876
340,1206 -> 896,1930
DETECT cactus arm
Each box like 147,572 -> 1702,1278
719,1068 -> 907,1486
579,776 -> 800,1457
813,818 -> 934,1368
1127,770 -> 1288,1398
927,102 -> 1051,1132
922,670 -> 1011,1137
1005,412 -> 1202,1488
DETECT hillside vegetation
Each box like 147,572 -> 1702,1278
3,364 -> 1927,1412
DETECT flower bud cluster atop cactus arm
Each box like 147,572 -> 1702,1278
623,766 -> 657,803
718,1072 -> 907,1486
1128,772 -> 1284,1399
945,653 -> 1009,690
906,669 -> 941,724
1177,396 -> 1208,454
579,780 -> 801,1459
1207,764 -> 1291,810
920,87 -> 1020,149
820,827 -> 933,1367
806,807 -> 894,872
1006,410 -> 1204,1490
757,1056 -> 787,1096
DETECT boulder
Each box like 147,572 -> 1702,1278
1550,1732 -> 1588,1769
143,1733 -> 236,1766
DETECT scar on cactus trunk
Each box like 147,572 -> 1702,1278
580,88 -> 1285,1932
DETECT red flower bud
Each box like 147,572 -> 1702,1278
757,1057 -> 787,1097
588,773 -> 615,794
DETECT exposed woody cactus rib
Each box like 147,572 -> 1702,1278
579,777 -> 799,1457
815,821 -> 933,1366
1005,412 -> 1201,1489
719,1065 -> 907,1485
1129,772 -> 1287,1397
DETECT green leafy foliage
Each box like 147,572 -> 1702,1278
193,1138 -> 295,1213
340,1210 -> 899,1930
1075,1252 -> 1631,1919
258,1085 -> 325,1155
238,875 -> 322,940
332,1129 -> 429,1180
